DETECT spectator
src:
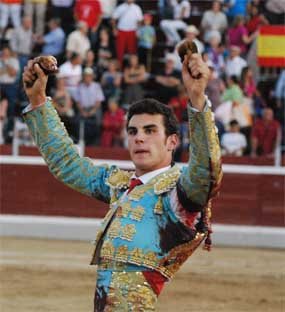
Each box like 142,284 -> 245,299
82,49 -> 98,78
74,67 -> 105,145
155,53 -> 180,104
112,0 -> 143,66
184,25 -> 204,54
9,15 -> 33,74
221,119 -> 247,156
0,98 -> 8,144
24,0 -> 47,36
137,13 -> 156,72
264,0 -> 285,25
246,3 -> 269,35
101,59 -> 122,102
227,15 -> 256,55
58,52 -> 82,101
122,54 -> 146,108
95,27 -> 116,78
225,45 -> 247,78
51,77 -> 76,140
223,0 -> 249,21
98,0 -> 117,25
200,0 -> 228,44
168,84 -> 188,123
205,67 -> 224,112
74,0 -> 102,45
240,66 -> 256,98
0,46 -> 20,143
222,75 -> 244,103
251,107 -> 281,157
101,98 -> 125,147
206,31 -> 225,77
66,21 -> 91,60
50,0 -> 74,34
0,0 -> 22,36
160,0 -> 191,46
35,18 -> 65,60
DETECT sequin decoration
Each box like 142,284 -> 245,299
116,245 -> 129,262
101,240 -> 115,259
121,224 -> 136,241
130,206 -> 145,221
108,219 -> 121,239
129,248 -> 144,266
154,196 -> 163,215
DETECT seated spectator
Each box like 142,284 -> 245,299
222,75 -> 244,103
122,54 -> 146,108
0,0 -> 22,37
155,53 -> 180,104
74,0 -> 102,46
240,66 -> 256,98
58,52 -> 82,101
183,25 -> 204,54
160,0 -> 191,46
101,59 -> 122,103
251,107 -> 281,157
206,31 -> 225,77
24,0 -> 47,36
205,67 -> 224,112
246,3 -> 269,35
223,0 -> 248,21
0,46 -> 20,143
225,45 -> 247,78
35,18 -> 65,61
137,13 -> 156,73
200,1 -> 228,44
227,15 -> 257,56
82,49 -> 98,77
74,67 -> 105,145
221,119 -> 247,156
95,27 -> 116,78
101,98 -> 125,147
50,0 -> 74,34
66,21 -> 91,60
51,77 -> 76,140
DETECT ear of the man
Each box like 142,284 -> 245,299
167,134 -> 179,151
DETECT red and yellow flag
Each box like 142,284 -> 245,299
257,26 -> 285,67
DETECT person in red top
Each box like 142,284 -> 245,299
251,107 -> 281,156
74,0 -> 102,44
101,98 -> 125,147
246,4 -> 269,35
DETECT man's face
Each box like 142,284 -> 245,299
127,114 -> 178,176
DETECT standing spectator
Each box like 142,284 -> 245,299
0,45 -> 20,143
137,13 -> 156,72
155,53 -> 180,104
95,28 -> 116,78
50,0 -> 74,34
160,0 -> 191,46
74,0 -> 102,46
223,0 -> 249,21
122,54 -> 146,107
36,18 -> 65,61
74,67 -> 105,145
58,52 -> 83,101
0,0 -> 22,36
200,1 -> 228,44
246,4 -> 269,35
264,0 -> 285,25
112,0 -> 143,66
225,45 -> 247,78
24,0 -> 47,36
101,59 -> 122,102
206,31 -> 225,77
66,21 -> 91,60
205,66 -> 224,112
101,98 -> 125,147
240,66 -> 256,98
251,108 -> 281,157
227,15 -> 256,55
221,119 -> 247,156
98,0 -> 117,26
9,15 -> 33,74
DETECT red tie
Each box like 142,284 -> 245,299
127,178 -> 143,194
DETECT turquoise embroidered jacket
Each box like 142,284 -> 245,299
24,99 -> 222,279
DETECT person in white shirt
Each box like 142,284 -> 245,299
160,0 -> 191,46
225,45 -> 247,78
112,0 -> 143,65
66,21 -> 91,60
221,119 -> 247,156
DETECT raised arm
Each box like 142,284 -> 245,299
177,53 -> 223,210
22,59 -> 113,203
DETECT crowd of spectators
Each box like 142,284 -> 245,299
0,0 -> 284,160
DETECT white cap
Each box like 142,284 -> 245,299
185,25 -> 199,35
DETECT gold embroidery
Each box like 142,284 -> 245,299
107,169 -> 133,189
116,245 -> 129,262
101,240 -> 115,259
154,196 -> 163,214
108,219 -> 121,239
130,205 -> 145,221
144,251 -> 158,267
128,186 -> 149,201
129,248 -> 144,265
153,166 -> 181,194
121,224 -> 136,241
121,202 -> 132,217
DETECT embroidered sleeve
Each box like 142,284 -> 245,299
177,98 -> 223,211
23,99 -> 113,203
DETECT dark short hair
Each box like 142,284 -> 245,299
126,98 -> 179,136
229,119 -> 239,127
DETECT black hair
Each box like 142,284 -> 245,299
230,75 -> 239,84
126,98 -> 179,137
229,119 -> 239,127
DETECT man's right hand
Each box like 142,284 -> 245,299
23,60 -> 48,108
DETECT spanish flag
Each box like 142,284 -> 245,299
257,26 -> 285,67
